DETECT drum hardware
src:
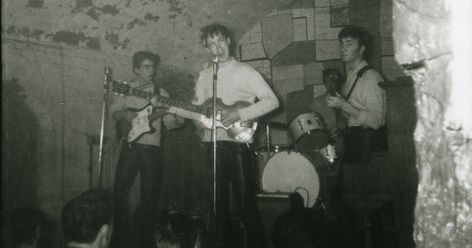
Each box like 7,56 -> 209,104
316,144 -> 337,164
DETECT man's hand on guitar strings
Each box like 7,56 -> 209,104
221,109 -> 241,127
326,93 -> 347,110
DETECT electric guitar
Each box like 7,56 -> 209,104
112,80 -> 258,142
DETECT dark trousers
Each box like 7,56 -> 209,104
343,126 -> 388,163
111,143 -> 163,248
205,141 -> 268,248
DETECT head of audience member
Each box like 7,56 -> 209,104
272,215 -> 314,248
2,207 -> 49,248
182,216 -> 209,248
338,25 -> 372,64
132,51 -> 160,83
200,23 -> 234,63
61,188 -> 114,248
322,68 -> 343,95
154,211 -> 209,248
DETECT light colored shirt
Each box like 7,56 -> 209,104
342,61 -> 386,129
110,80 -> 180,146
192,58 -> 279,142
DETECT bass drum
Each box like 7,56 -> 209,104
261,151 -> 322,207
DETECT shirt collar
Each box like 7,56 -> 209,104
347,60 -> 368,78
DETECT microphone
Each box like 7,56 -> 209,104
212,56 -> 218,79
104,67 -> 112,84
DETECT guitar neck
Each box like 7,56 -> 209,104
124,86 -> 204,115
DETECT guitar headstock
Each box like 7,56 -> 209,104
323,68 -> 342,97
112,80 -> 130,97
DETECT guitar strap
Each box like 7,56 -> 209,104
336,65 -> 372,135
345,65 -> 372,100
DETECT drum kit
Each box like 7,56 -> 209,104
256,112 -> 339,209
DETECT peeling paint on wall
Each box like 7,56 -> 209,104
104,31 -> 130,50
72,0 -> 93,13
72,0 -> 119,19
3,25 -> 45,39
51,30 -> 99,49
86,8 -> 100,21
86,38 -> 101,49
127,18 -> 147,29
26,0 -> 44,8
100,5 -> 119,16
144,13 -> 160,22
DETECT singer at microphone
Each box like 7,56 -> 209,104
193,23 -> 279,248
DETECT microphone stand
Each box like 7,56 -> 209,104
97,67 -> 112,188
212,56 -> 219,217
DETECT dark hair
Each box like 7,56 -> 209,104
154,211 -> 209,248
4,207 -> 47,247
338,25 -> 372,59
61,188 -> 114,244
200,23 -> 232,45
132,51 -> 160,70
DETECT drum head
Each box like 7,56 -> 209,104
261,151 -> 319,207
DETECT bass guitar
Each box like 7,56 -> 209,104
112,81 -> 258,142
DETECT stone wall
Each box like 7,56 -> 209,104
393,0 -> 472,247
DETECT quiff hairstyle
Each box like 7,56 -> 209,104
338,25 -> 372,59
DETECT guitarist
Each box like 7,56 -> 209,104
190,23 -> 279,248
326,26 -> 388,164
109,51 -> 184,248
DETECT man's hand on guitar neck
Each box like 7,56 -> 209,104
150,96 -> 170,109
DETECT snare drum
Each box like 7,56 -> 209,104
289,112 -> 330,155
261,151 -> 323,207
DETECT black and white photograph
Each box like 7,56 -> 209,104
2,0 -> 471,248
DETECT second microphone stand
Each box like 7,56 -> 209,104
212,56 -> 219,217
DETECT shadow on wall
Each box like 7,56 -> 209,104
157,64 -> 196,101
2,77 -> 41,209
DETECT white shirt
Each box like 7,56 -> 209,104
342,61 -> 386,129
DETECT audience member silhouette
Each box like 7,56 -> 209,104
61,188 -> 114,248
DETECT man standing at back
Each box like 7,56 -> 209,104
187,23 -> 279,248
326,25 -> 387,163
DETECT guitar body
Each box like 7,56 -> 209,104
198,98 -> 258,142
116,104 -> 155,142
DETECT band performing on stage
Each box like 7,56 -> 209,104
102,23 -> 388,248
7,0 -> 468,247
